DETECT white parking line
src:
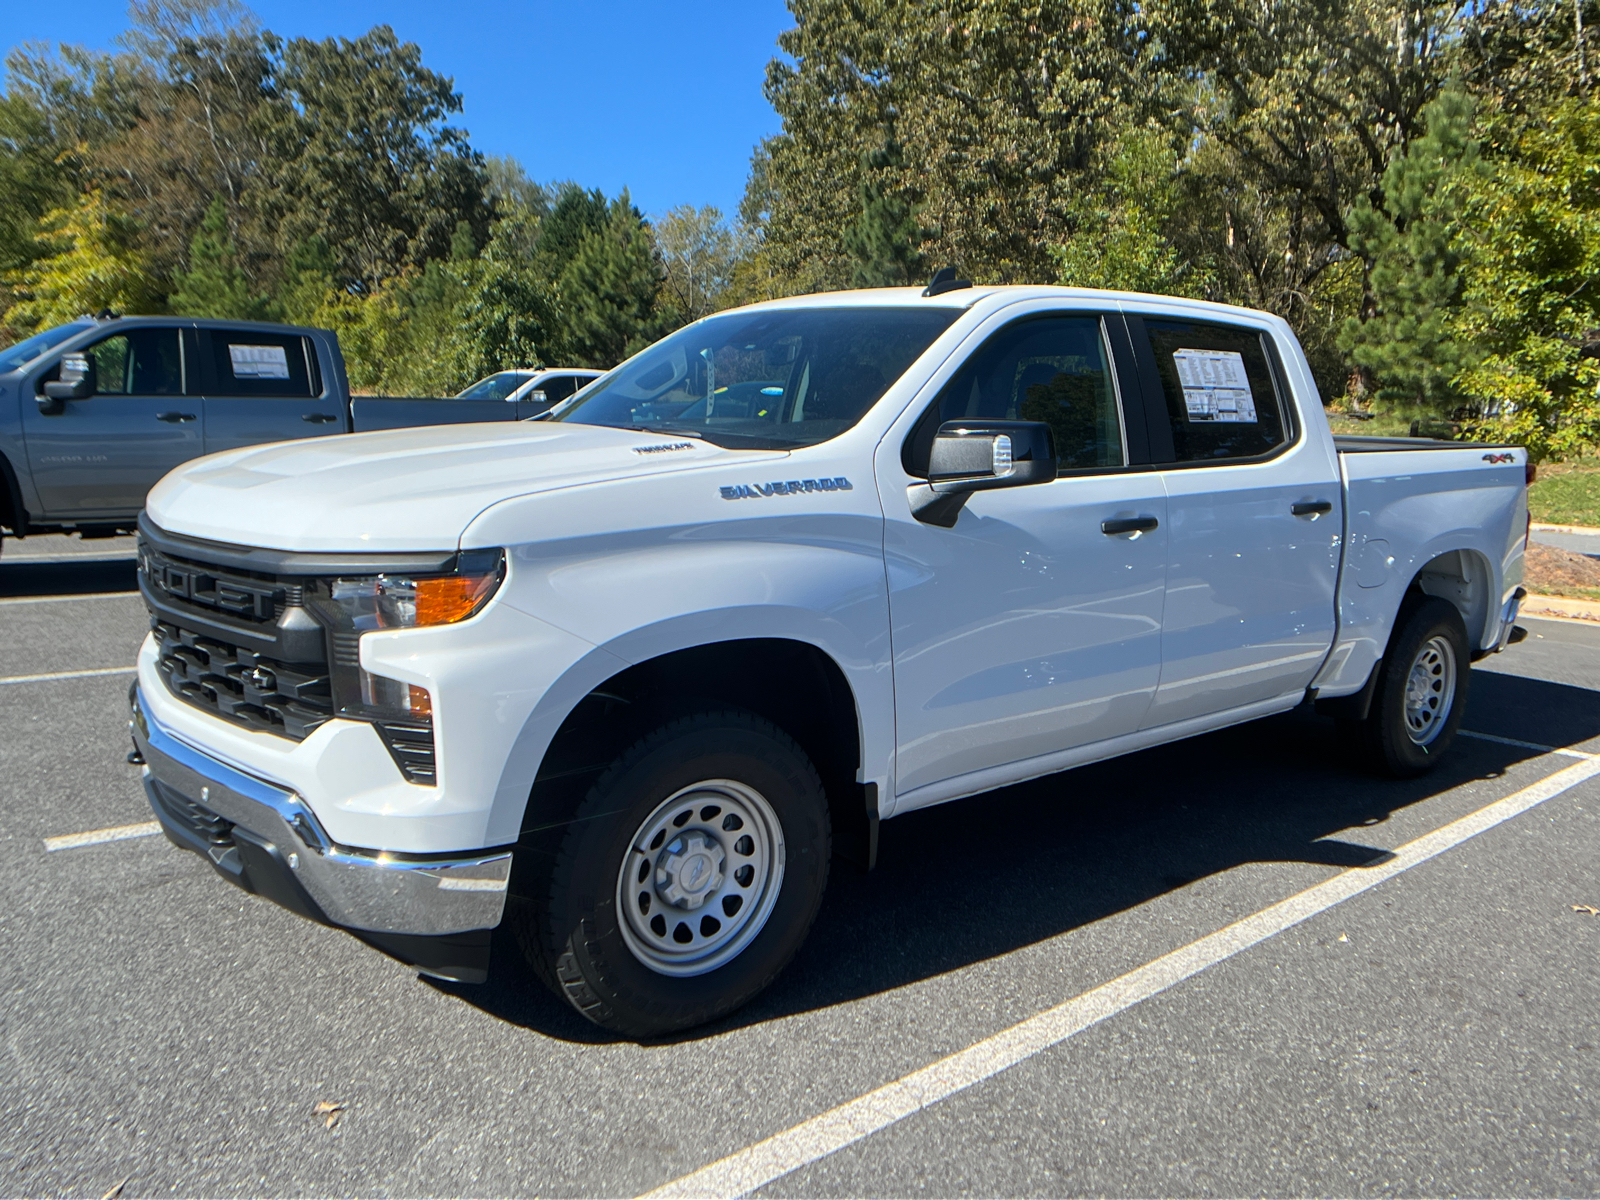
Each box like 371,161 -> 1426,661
1459,729 -> 1598,759
0,592 -> 140,606
644,752 -> 1600,1199
0,666 -> 136,686
44,822 -> 162,852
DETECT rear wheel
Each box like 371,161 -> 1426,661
1342,596 -> 1470,778
514,709 -> 830,1037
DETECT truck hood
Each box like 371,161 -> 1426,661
146,422 -> 786,551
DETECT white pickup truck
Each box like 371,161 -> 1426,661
128,284 -> 1530,1036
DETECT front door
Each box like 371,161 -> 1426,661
1126,312 -> 1342,727
881,312 -> 1169,805
22,325 -> 201,518
199,329 -> 347,453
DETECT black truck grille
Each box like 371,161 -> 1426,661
140,532 -> 438,785
154,622 -> 334,740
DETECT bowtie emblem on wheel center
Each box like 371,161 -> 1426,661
657,833 -> 726,909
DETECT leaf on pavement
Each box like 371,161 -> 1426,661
100,1177 -> 129,1200
1572,904 -> 1600,916
313,1100 -> 347,1129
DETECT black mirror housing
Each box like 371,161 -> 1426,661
912,419 -> 1057,526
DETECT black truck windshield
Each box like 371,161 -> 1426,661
551,307 -> 960,449
0,320 -> 94,374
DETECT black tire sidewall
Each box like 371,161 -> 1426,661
1369,596 -> 1471,777
544,713 -> 830,1036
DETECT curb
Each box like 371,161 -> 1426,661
1531,522 -> 1600,537
1522,593 -> 1600,623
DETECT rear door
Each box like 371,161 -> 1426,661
199,328 -> 346,454
1124,310 -> 1342,727
21,324 -> 201,517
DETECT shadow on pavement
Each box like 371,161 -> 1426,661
0,555 -> 138,598
427,669 -> 1600,1046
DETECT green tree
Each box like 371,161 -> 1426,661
656,204 -> 738,322
758,0 -> 1143,288
1338,89 -> 1480,409
256,25 -> 491,292
1052,127 -> 1213,299
169,194 -> 268,317
1456,98 -> 1600,461
557,192 -> 663,368
4,189 -> 161,328
842,146 -> 927,288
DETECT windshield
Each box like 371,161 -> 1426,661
551,306 -> 960,449
0,321 -> 95,374
456,371 -> 535,400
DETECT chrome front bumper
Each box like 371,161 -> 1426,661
131,686 -> 512,939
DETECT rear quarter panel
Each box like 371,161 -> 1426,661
1315,447 -> 1527,695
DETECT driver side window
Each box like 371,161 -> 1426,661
903,314 -> 1126,477
82,329 -> 183,396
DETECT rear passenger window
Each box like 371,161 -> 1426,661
1143,319 -> 1288,462
204,332 -> 317,398
904,315 -> 1125,476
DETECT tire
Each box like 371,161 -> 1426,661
1342,596 -> 1470,778
513,709 -> 831,1037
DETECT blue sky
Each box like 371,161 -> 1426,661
2,0 -> 792,219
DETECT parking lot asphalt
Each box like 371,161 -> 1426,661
2,534 -> 1598,1198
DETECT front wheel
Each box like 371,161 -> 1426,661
1342,596 -> 1471,778
515,709 -> 831,1037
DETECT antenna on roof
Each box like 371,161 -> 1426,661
922,266 -> 972,297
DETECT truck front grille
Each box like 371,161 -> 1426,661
154,622 -> 334,740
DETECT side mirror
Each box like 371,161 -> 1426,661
525,389 -> 549,407
911,420 -> 1056,527
40,352 -> 95,412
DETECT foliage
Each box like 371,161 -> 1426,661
556,192 -> 664,368
1338,89 -> 1481,409
1528,462 -> 1600,528
4,189 -> 160,327
168,194 -> 269,318
1455,99 -> 1600,462
1052,127 -> 1213,299
656,205 -> 738,322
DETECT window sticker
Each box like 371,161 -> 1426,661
1172,348 -> 1256,422
229,344 -> 291,379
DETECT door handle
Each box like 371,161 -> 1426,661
1291,500 -> 1334,517
1101,516 -> 1160,536
302,413 -> 339,424
156,412 -> 197,423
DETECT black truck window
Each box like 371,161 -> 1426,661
204,331 -> 317,398
83,328 -> 184,396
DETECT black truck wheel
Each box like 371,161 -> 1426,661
1343,596 -> 1471,778
514,709 -> 830,1037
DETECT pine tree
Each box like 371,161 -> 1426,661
1338,90 -> 1481,410
169,195 -> 268,318
556,192 -> 663,368
843,146 -> 927,287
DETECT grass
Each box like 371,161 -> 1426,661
1529,461 -> 1600,529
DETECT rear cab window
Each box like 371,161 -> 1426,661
1134,317 -> 1292,463
199,330 -> 320,399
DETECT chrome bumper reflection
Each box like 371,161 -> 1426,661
131,687 -> 510,936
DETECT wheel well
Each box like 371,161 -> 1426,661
1410,548 -> 1492,650
518,639 -> 872,873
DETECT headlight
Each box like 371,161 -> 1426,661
313,548 -> 505,722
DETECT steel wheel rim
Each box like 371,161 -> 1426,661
1403,634 -> 1456,746
615,779 -> 786,977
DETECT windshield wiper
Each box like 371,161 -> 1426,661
624,424 -> 706,440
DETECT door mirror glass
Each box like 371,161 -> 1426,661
526,389 -> 548,407
43,352 -> 96,402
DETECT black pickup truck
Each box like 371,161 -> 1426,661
0,316 -> 599,546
